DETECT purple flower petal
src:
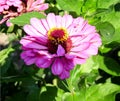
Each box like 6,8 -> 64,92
20,37 -> 47,50
35,56 -> 53,68
24,57 -> 37,65
59,69 -> 70,80
52,58 -> 63,75
62,58 -> 75,71
57,45 -> 65,56
30,18 -> 47,35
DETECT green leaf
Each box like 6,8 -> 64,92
56,0 -> 84,15
82,0 -> 97,16
96,22 -> 115,44
80,56 -> 99,74
101,12 -> 120,43
112,28 -> 120,43
85,83 -> 120,101
0,47 -> 14,76
97,0 -> 120,8
62,92 -> 82,101
94,55 -> 120,76
10,12 -> 46,26
66,56 -> 99,91
39,84 -> 58,101
101,12 -> 120,29
62,83 -> 120,101
27,86 -> 41,101
66,64 -> 81,91
55,88 -> 64,101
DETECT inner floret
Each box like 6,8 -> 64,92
47,28 -> 72,54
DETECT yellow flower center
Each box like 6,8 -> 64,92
47,28 -> 72,54
48,28 -> 68,44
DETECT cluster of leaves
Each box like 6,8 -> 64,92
0,0 -> 120,101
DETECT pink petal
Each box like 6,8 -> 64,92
74,57 -> 86,64
84,45 -> 98,55
33,50 -> 55,59
35,56 -> 52,68
71,36 -> 84,46
65,54 -> 76,59
71,42 -> 90,52
47,13 -> 56,29
52,58 -> 63,75
57,45 -> 65,56
20,38 -> 47,50
69,52 -> 89,58
21,50 -> 35,57
24,57 -> 37,65
59,70 -> 70,79
62,58 -> 75,71
38,4 -> 49,11
41,19 -> 49,30
56,15 -> 62,28
30,18 -> 47,35
23,25 -> 46,38
62,14 -> 73,28
82,25 -> 96,35
22,36 -> 47,45
21,52 -> 28,59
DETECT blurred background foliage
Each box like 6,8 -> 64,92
0,0 -> 120,101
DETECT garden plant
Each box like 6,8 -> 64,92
0,0 -> 120,101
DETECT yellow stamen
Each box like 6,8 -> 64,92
48,28 -> 68,43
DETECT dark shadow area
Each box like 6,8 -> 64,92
96,69 -> 111,84
115,3 -> 120,11
104,41 -> 120,64
116,93 -> 120,101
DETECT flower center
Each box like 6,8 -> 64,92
8,6 -> 18,12
47,28 -> 72,54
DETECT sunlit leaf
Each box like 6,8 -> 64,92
96,22 -> 115,44
97,0 -> 120,8
10,12 -> 46,26
56,0 -> 84,15
85,83 -> 120,101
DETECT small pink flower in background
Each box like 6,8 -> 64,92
20,13 -> 102,79
0,0 -> 48,25
26,0 -> 49,12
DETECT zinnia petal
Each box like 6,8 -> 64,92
35,56 -> 53,68
30,18 -> 47,35
57,45 -> 65,56
59,70 -> 70,80
52,58 -> 63,75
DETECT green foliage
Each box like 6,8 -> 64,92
97,0 -> 120,8
85,83 -> 120,101
56,0 -> 84,15
94,55 -> 120,76
0,47 -> 14,76
96,22 -> 115,44
10,12 -> 46,26
1,0 -> 120,101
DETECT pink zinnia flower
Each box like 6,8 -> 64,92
0,0 -> 48,25
20,13 -> 102,79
